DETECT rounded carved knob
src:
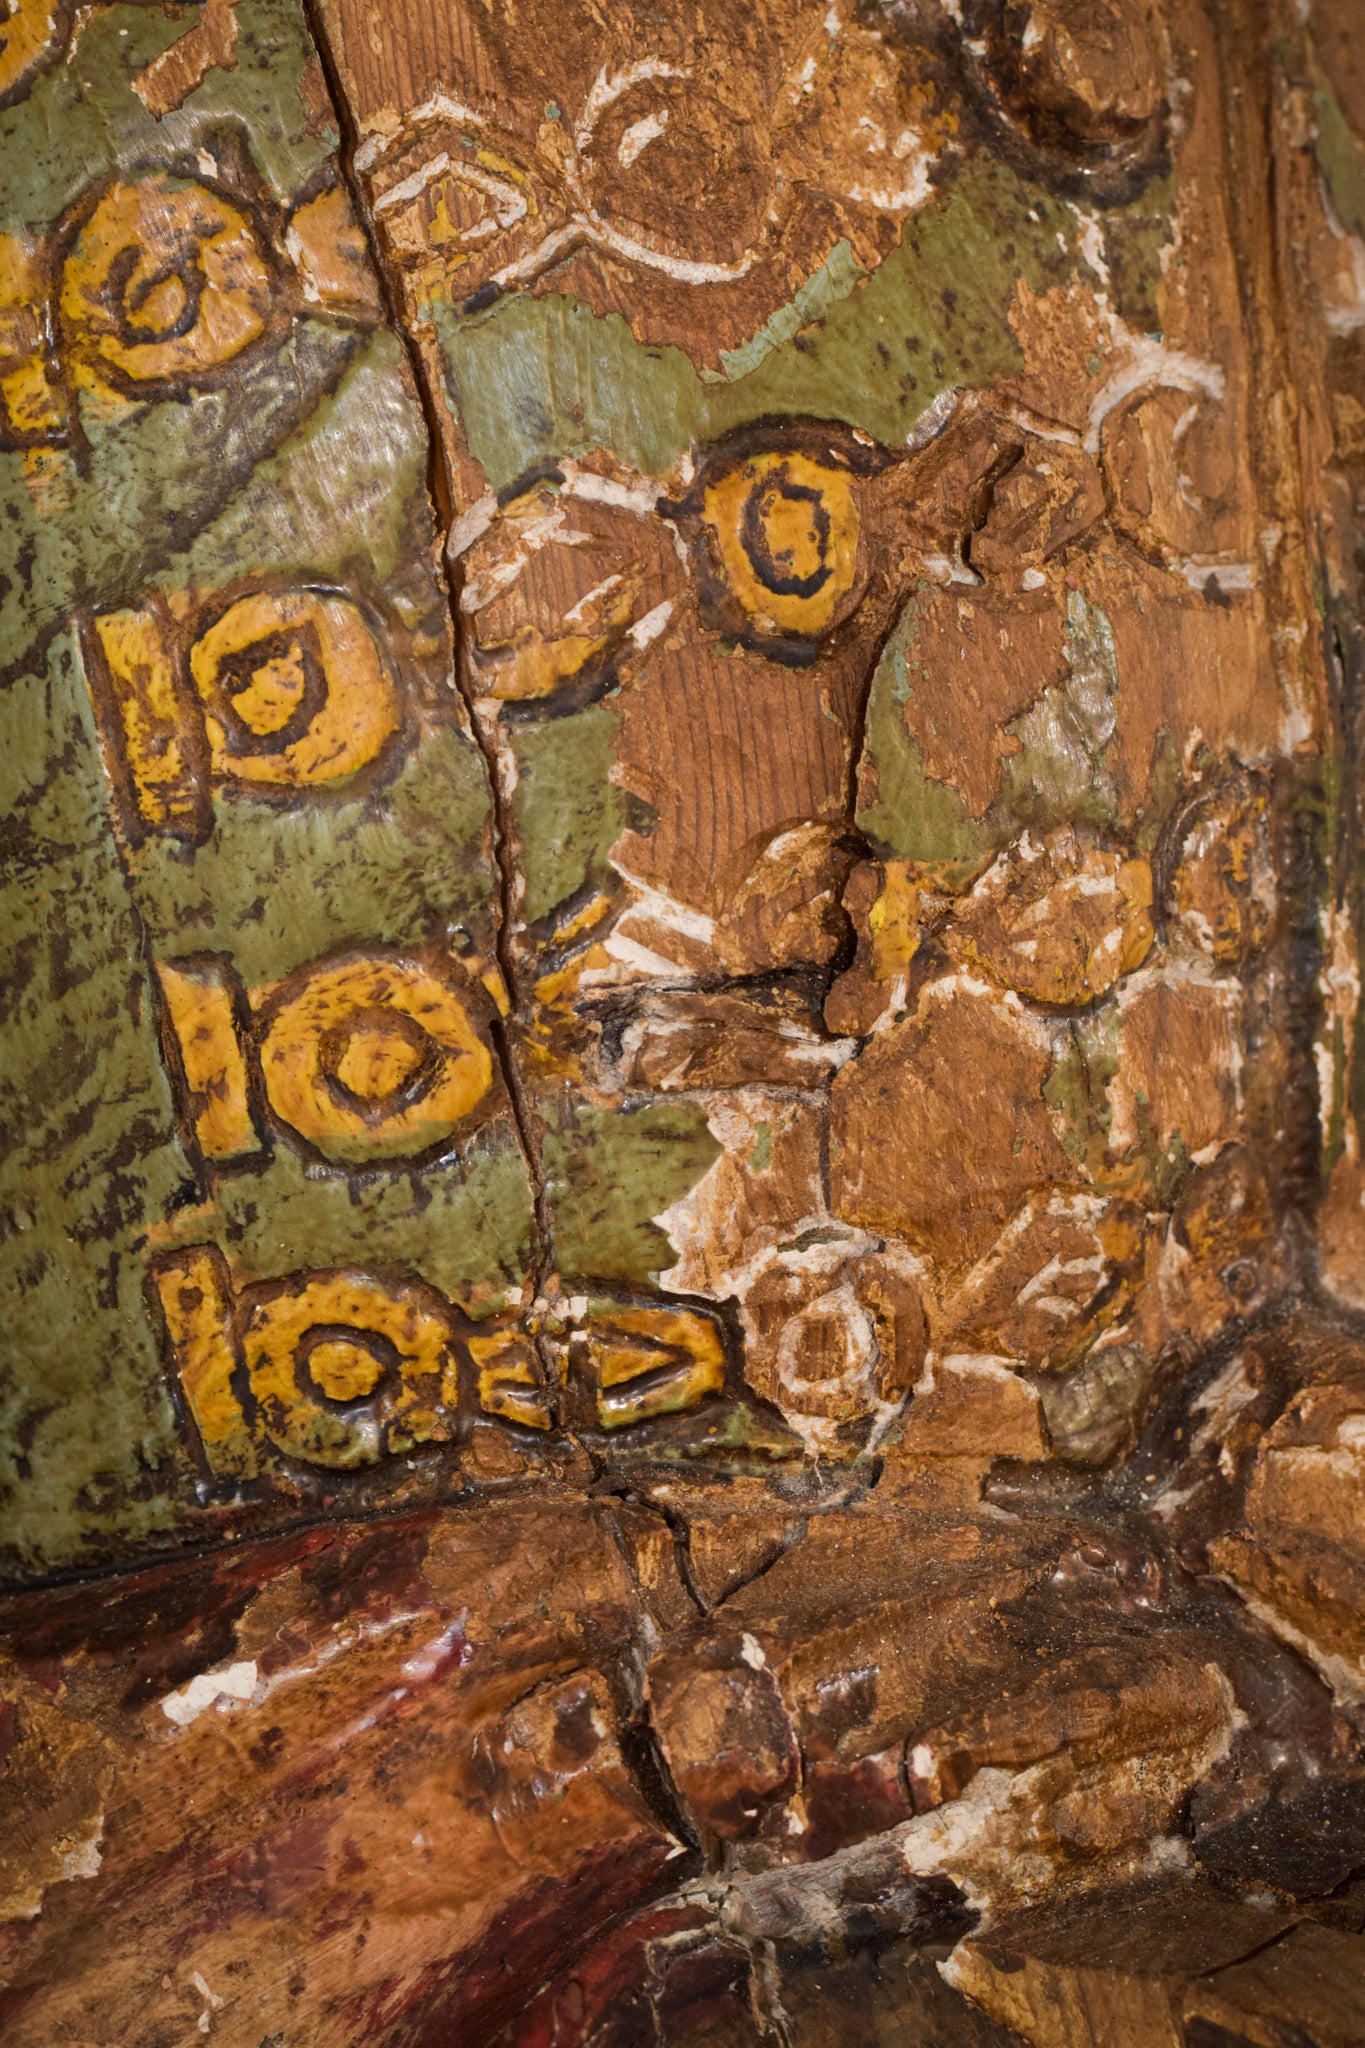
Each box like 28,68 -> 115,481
1006,0 -> 1160,146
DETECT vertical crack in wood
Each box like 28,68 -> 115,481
298,0 -> 557,1311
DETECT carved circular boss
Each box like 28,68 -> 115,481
257,956 -> 495,1167
190,590 -> 401,790
61,173 -> 274,396
88,586 -> 404,847
672,433 -> 877,663
243,1271 -> 459,1469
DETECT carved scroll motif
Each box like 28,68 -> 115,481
152,1248 -> 731,1472
6,0 -> 1365,2039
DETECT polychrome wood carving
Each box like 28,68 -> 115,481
3,0 -> 1365,2041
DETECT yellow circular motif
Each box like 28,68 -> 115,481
307,1338 -> 385,1403
61,175 -> 272,392
189,591 -> 401,788
259,957 -> 494,1164
242,1273 -> 456,1467
0,0 -> 67,107
331,1012 -> 427,1102
701,451 -> 862,644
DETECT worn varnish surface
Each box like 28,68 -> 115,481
3,0 -> 1365,2040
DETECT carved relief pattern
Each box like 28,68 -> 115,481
4,0 -> 1365,2038
0,0 -> 1335,1536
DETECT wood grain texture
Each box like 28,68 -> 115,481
2,0 -> 1365,2037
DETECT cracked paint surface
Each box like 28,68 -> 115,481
5,8 -> 1365,2038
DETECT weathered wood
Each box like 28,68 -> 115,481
2,0 -> 1365,2039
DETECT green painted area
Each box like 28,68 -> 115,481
433,292 -> 704,490
712,239 -> 865,383
0,0 -> 351,676
1134,728 -> 1186,856
999,588 -> 1121,829
1313,78 -> 1365,241
0,325 -> 359,673
133,724 -> 493,987
0,0 -> 331,232
542,1101 -> 722,1285
684,1402 -> 804,1462
1101,175 -> 1175,335
162,1138 -> 532,1313
0,629 -> 517,1572
127,330 -> 498,985
0,0 -> 521,1574
705,155 -> 1077,448
513,703 -> 625,927
1072,999 -> 1190,1206
438,155 -> 1086,490
157,332 -> 428,598
856,598 -> 996,866
0,0 -> 1188,1572
1043,1024 -> 1113,1177
0,641 -> 196,1579
1324,1012 -> 1349,1176
859,587 -> 1123,862
616,1400 -> 804,1468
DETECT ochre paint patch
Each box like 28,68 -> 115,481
257,955 -> 494,1164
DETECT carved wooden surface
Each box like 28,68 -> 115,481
2,0 -> 1365,2041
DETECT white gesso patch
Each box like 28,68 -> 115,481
1324,229 -> 1365,337
563,572 -> 626,628
284,225 -> 321,301
594,931 -> 689,981
353,94 -> 487,175
161,1660 -> 259,1727
617,107 -> 669,168
446,491 -> 497,561
1071,206 -> 1110,289
59,1816 -> 106,1887
842,153 -> 934,216
1175,559 -> 1255,593
372,151 -> 452,215
576,58 -> 690,155
562,462 -> 663,518
1084,337 -> 1225,454
1187,1351 -> 1260,1458
628,598 -> 674,650
193,1971 -> 225,2035
609,867 -> 717,946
